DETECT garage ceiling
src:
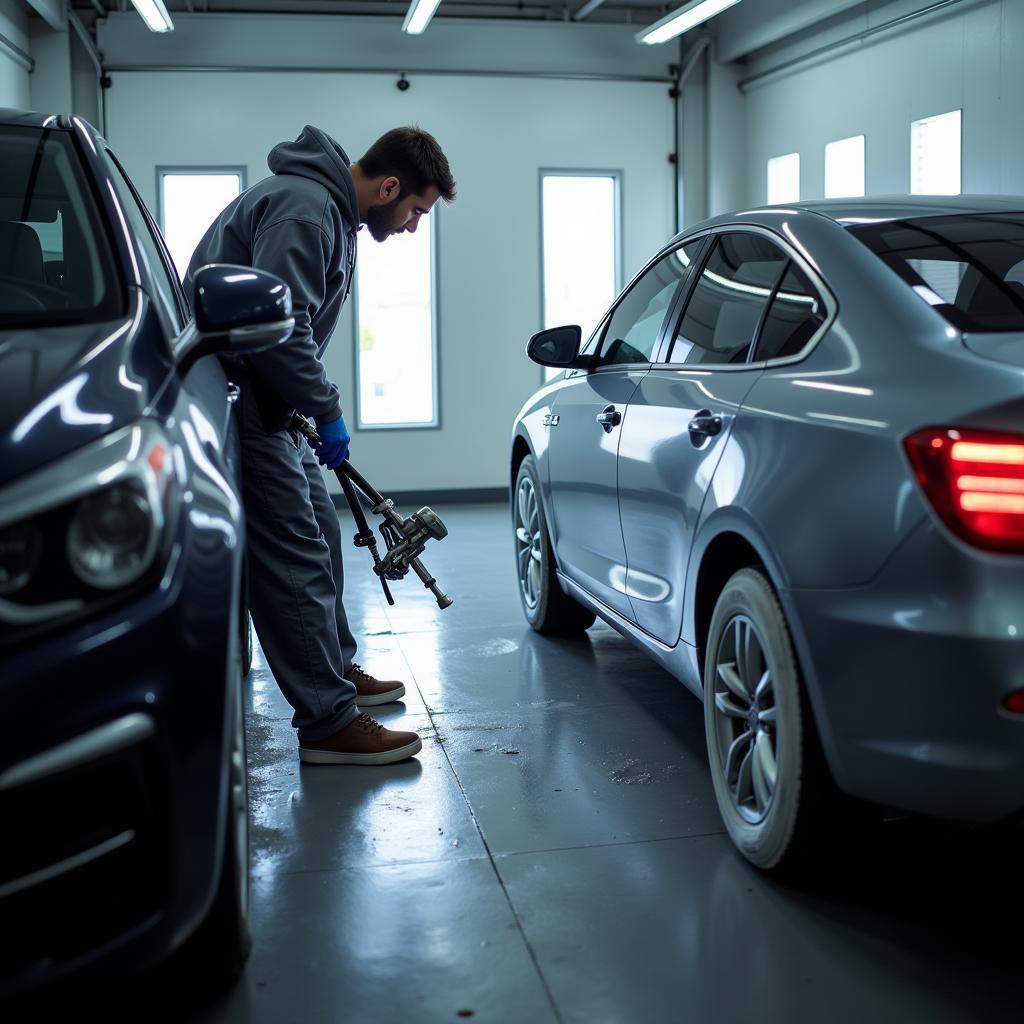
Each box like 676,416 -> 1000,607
74,0 -> 673,28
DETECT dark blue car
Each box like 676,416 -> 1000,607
0,109 -> 293,997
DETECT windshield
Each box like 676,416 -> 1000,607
0,125 -> 123,328
849,214 -> 1024,333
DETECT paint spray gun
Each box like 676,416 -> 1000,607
291,413 -> 453,610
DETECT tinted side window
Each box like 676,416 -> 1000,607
754,263 -> 827,360
598,244 -> 695,366
849,214 -> 1024,333
0,126 -> 122,325
669,233 -> 787,365
102,150 -> 184,332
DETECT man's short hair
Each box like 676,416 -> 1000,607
359,126 -> 456,203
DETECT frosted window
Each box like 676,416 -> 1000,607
542,174 -> 619,380
356,217 -> 436,428
911,110 -> 961,195
160,171 -> 243,280
825,135 -> 865,198
767,153 -> 800,205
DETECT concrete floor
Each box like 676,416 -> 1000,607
173,505 -> 1018,1021
188,503 -> 1019,1024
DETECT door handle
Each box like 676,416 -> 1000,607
596,405 -> 622,432
226,382 -> 241,406
687,409 -> 722,443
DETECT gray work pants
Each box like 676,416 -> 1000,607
238,387 -> 360,742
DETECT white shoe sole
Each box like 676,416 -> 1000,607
298,735 -> 422,766
354,683 -> 406,706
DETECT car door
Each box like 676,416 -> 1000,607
617,230 -> 793,644
547,247 -> 692,619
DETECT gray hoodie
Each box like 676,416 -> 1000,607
186,125 -> 359,426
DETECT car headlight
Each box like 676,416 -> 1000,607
67,483 -> 158,590
0,421 -> 182,639
0,523 -> 42,596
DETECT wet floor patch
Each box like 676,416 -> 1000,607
245,712 -> 294,860
606,757 -> 684,786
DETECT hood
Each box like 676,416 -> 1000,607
267,125 -> 359,231
0,298 -> 170,488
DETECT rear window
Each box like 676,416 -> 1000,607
0,125 -> 123,328
849,214 -> 1024,332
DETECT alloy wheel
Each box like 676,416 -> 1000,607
514,475 -> 543,612
710,615 -> 779,824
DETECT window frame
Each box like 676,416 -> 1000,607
578,237 -> 702,377
156,165 -> 248,282
767,152 -> 801,206
538,168 -> 624,384
352,207 -> 441,431
824,134 -> 866,199
651,225 -> 837,370
910,109 -> 962,197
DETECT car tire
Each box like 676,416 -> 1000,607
241,611 -> 253,678
703,567 -> 836,872
172,643 -> 251,990
513,455 -> 595,635
240,562 -> 253,678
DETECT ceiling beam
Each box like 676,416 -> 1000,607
26,0 -> 67,32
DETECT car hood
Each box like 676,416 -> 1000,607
963,333 -> 1024,371
0,303 -> 171,488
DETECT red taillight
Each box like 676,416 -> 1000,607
1004,691 -> 1024,715
904,428 -> 1024,552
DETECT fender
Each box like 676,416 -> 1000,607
682,505 -> 847,786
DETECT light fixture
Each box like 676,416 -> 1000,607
637,0 -> 741,46
403,0 -> 442,35
129,0 -> 174,32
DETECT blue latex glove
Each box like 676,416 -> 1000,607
311,414 -> 350,469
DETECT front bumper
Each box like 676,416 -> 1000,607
0,538 -> 236,997
784,518 -> 1024,823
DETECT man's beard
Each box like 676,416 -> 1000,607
365,196 -> 402,242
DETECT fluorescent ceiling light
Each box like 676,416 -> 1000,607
403,0 -> 442,34
637,0 -> 741,46
130,0 -> 174,32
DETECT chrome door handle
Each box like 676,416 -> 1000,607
687,409 -> 721,443
596,405 -> 622,432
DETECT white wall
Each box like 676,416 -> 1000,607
0,0 -> 30,109
100,18 -> 674,494
28,17 -> 70,115
730,0 -> 1020,208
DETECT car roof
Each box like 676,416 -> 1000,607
681,195 -> 1024,236
790,195 -> 1024,223
0,108 -> 75,129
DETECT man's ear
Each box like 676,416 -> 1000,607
379,176 -> 401,201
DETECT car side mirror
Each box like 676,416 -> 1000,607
174,264 -> 295,376
527,325 -> 590,369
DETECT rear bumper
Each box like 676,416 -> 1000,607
784,519 -> 1024,823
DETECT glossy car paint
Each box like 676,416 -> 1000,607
0,110 -> 253,994
513,197 -> 1024,825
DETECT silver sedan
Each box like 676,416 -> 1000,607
510,196 -> 1024,871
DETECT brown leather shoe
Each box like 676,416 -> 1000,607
345,663 -> 406,706
299,713 -> 422,765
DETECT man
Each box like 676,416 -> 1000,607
186,125 -> 456,765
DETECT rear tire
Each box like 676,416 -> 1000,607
240,562 -> 253,678
703,567 -> 842,872
513,455 -> 595,635
241,612 -> 253,678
